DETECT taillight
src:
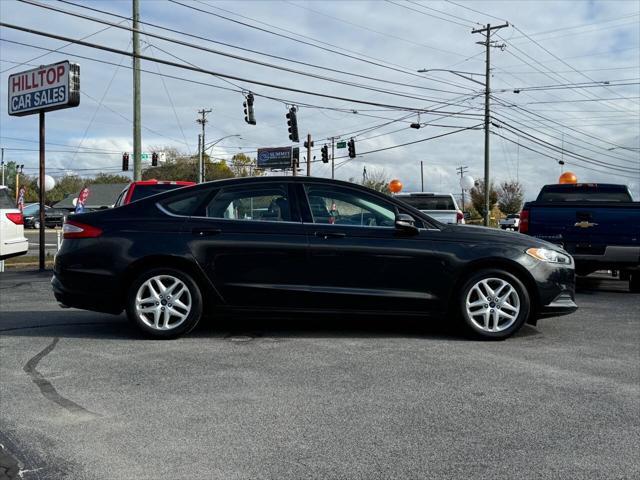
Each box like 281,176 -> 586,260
519,209 -> 529,234
6,212 -> 23,225
63,220 -> 103,239
456,210 -> 464,223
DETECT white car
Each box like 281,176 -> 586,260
394,192 -> 465,224
0,186 -> 28,261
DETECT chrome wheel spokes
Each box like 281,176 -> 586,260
135,275 -> 192,331
465,277 -> 520,333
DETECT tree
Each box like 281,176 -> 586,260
470,180 -> 498,218
498,180 -> 524,215
229,153 -> 262,177
46,174 -> 85,204
350,167 -> 391,193
89,173 -> 131,184
142,153 -> 234,182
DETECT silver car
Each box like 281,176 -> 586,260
394,192 -> 464,224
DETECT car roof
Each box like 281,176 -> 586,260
394,192 -> 453,197
130,179 -> 196,186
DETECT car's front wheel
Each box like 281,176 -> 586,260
457,269 -> 531,339
126,267 -> 203,339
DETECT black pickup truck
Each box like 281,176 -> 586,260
520,183 -> 640,291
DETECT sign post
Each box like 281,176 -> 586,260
8,61 -> 80,270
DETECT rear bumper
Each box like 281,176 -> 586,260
52,271 -> 123,315
572,246 -> 640,273
0,238 -> 28,260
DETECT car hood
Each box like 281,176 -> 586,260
441,224 -> 563,250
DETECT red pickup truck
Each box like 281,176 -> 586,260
114,180 -> 195,207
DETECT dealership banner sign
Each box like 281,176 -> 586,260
8,61 -> 80,116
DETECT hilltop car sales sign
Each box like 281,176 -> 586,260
8,61 -> 80,116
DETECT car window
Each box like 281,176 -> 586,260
158,188 -> 213,216
304,184 -> 395,227
206,184 -> 293,222
130,184 -> 187,203
22,204 -> 39,215
114,189 -> 127,207
0,189 -> 16,209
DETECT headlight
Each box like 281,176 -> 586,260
526,247 -> 572,266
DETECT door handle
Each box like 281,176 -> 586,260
192,228 -> 222,237
314,231 -> 347,239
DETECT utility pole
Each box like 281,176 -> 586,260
197,134 -> 202,183
197,108 -> 211,182
132,0 -> 142,181
306,133 -> 312,176
1,148 -> 4,186
420,161 -> 424,192
456,165 -> 469,211
472,22 -> 508,226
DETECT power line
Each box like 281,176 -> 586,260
18,0 -> 477,106
385,0 -> 475,28
0,23 -> 486,115
493,131 -> 640,181
166,0 -> 477,92
523,96 -> 640,105
56,0 -> 472,97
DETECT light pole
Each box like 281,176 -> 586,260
202,134 -> 242,182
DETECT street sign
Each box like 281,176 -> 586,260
257,147 -> 294,169
336,141 -> 347,149
8,61 -> 80,116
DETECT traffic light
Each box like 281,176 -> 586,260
151,152 -> 159,166
347,138 -> 356,158
321,144 -> 329,163
286,106 -> 299,143
122,152 -> 129,171
243,93 -> 256,125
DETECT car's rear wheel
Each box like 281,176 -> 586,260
457,269 -> 531,339
126,267 -> 203,339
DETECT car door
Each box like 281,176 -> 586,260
297,182 -> 446,314
184,181 -> 311,309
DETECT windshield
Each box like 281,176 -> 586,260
397,195 -> 455,210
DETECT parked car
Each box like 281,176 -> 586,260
500,214 -> 520,231
0,186 -> 28,260
114,179 -> 196,207
22,203 -> 67,229
394,192 -> 464,224
520,183 -> 639,291
53,177 -> 577,339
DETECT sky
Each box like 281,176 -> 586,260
1,0 -> 639,200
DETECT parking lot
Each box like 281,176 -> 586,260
0,270 -> 638,479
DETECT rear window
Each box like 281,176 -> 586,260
0,189 -> 16,209
158,189 -> 215,216
130,184 -> 188,203
537,185 -> 633,202
397,195 -> 455,210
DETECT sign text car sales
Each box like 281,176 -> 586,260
8,61 -> 80,116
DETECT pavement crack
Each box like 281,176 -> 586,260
23,338 -> 100,419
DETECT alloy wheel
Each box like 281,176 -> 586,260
465,277 -> 520,333
135,274 -> 192,331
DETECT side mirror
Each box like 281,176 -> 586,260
395,213 -> 419,235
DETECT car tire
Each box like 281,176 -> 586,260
33,220 -> 40,229
126,267 -> 203,339
629,273 -> 640,293
457,269 -> 531,340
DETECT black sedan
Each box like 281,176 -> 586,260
53,177 -> 577,339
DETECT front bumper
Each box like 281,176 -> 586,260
537,291 -> 578,318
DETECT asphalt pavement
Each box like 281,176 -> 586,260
0,271 -> 638,480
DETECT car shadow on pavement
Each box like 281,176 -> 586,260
0,309 -> 541,342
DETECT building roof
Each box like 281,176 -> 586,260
53,183 -> 128,209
